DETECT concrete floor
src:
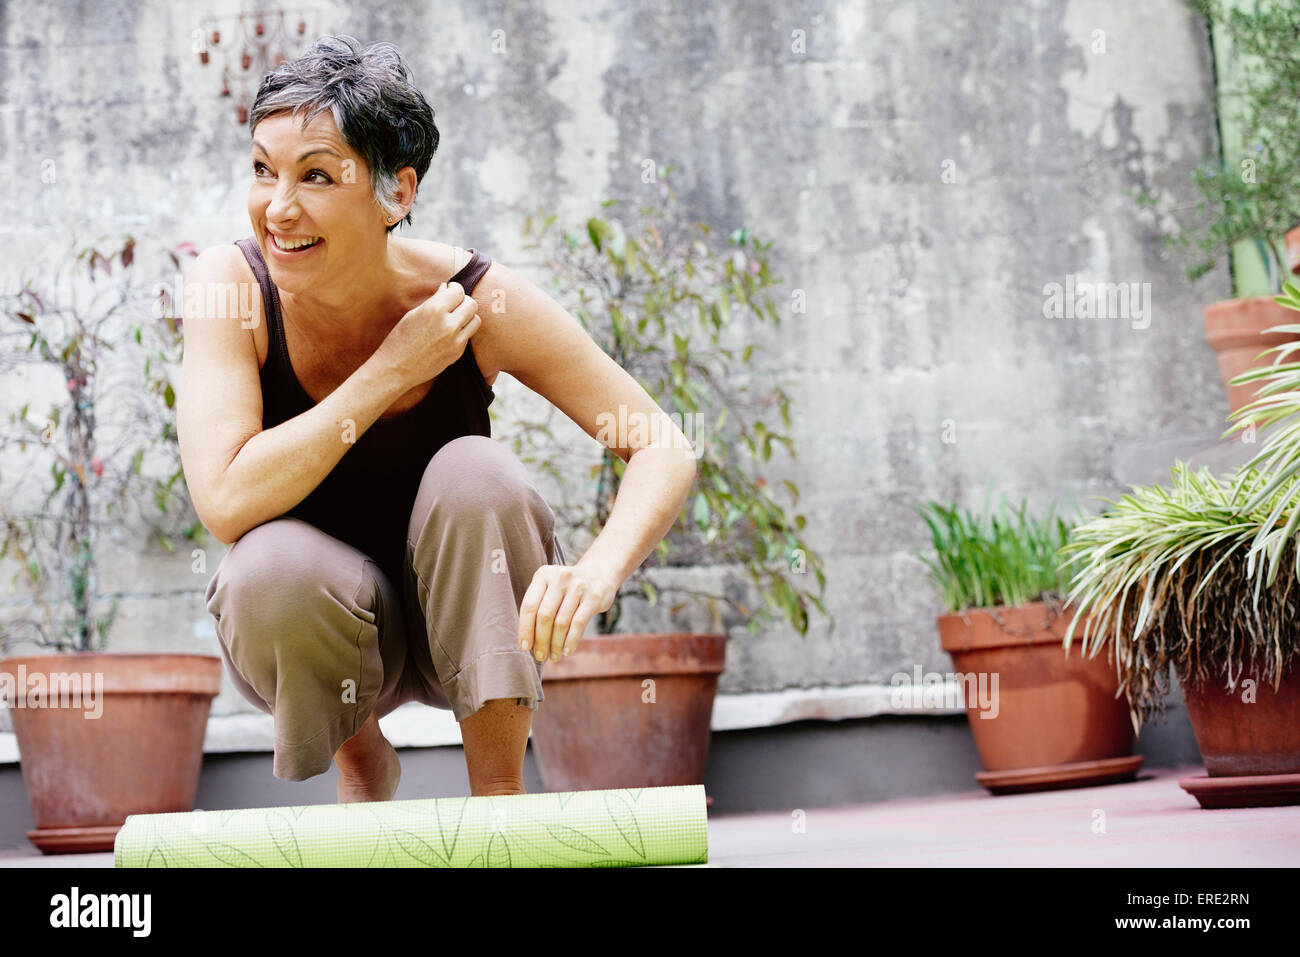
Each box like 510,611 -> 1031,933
0,764 -> 1294,867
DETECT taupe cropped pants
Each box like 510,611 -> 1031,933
204,435 -> 565,781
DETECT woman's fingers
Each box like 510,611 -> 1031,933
559,596 -> 601,658
519,569 -> 565,660
548,586 -> 588,661
519,567 -> 613,661
529,574 -> 567,661
518,573 -> 549,654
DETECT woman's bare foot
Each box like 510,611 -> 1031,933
334,709 -> 402,803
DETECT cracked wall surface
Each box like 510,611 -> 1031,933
0,1 -> 1227,719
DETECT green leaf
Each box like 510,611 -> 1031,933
693,493 -> 710,529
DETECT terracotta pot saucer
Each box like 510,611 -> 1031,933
975,755 -> 1144,795
27,825 -> 124,855
1178,772 -> 1300,809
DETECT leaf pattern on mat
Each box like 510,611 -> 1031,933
116,785 -> 708,868
603,791 -> 646,860
435,796 -> 468,861
394,829 -> 448,867
379,842 -> 398,868
139,841 -> 202,869
586,860 -> 651,868
266,811 -> 303,867
542,823 -> 610,857
365,831 -> 385,868
394,798 -> 437,814
207,843 -> 265,867
486,832 -> 511,868
503,819 -> 605,868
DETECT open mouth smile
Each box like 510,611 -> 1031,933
268,233 -> 323,256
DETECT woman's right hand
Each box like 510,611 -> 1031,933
378,281 -> 482,390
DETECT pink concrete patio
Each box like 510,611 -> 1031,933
0,764 -> 1294,867
705,763 -> 1299,867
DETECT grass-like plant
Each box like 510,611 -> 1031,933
1220,278 -> 1300,590
1059,462 -> 1295,729
1061,280 -> 1300,729
916,492 -> 1078,614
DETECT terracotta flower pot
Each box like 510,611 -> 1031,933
936,601 -> 1141,794
1203,297 -> 1299,416
0,652 -> 222,853
1176,667 -> 1300,809
529,633 -> 725,803
1284,225 -> 1300,277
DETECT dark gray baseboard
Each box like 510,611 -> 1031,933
0,709 -> 1205,850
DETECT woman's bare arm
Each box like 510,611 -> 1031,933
176,245 -> 409,544
470,259 -> 699,590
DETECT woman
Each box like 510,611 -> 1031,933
177,36 -> 697,803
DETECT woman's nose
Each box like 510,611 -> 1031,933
266,186 -> 300,221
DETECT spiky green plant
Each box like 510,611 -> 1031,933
1061,280 -> 1300,730
1220,278 -> 1300,592
1060,462 -> 1297,730
916,493 -> 1079,614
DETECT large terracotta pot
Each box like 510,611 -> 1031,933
529,633 -> 725,802
1176,667 -> 1300,809
0,652 -> 222,853
1203,297 -> 1298,417
937,601 -> 1141,794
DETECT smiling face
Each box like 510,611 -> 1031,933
246,109 -> 386,293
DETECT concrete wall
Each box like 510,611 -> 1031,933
0,2 -> 1227,738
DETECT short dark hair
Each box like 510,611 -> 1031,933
249,35 -> 439,232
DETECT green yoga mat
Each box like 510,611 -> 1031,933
113,784 -> 708,868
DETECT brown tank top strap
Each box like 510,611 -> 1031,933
450,247 -> 492,295
233,236 -> 289,372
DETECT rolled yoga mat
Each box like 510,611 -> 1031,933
113,784 -> 708,868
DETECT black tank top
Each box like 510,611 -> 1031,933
233,236 -> 495,593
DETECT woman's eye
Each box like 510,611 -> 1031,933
250,162 -> 330,184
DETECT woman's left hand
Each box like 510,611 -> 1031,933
518,563 -> 618,661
